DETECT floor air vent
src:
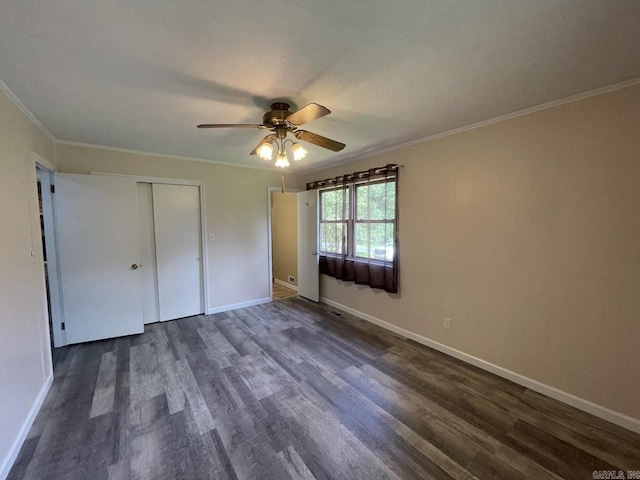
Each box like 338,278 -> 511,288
330,311 -> 343,317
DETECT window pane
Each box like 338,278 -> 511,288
320,222 -> 346,254
321,188 -> 349,221
355,222 -> 394,260
356,180 -> 395,221
386,181 -> 396,220
355,223 -> 370,258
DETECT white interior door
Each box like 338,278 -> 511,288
54,174 -> 144,344
152,184 -> 203,321
137,183 -> 160,324
297,190 -> 319,302
38,167 -> 65,347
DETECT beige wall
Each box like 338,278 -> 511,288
303,84 -> 640,422
271,192 -> 298,286
0,91 -> 56,475
55,144 -> 303,310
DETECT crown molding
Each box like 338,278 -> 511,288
3,71 -> 638,175
0,77 -> 56,143
300,76 -> 640,174
55,140 -> 294,173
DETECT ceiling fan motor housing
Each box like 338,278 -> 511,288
263,102 -> 292,128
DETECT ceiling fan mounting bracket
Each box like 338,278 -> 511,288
270,102 -> 291,111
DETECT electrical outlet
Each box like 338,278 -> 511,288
444,317 -> 451,330
288,275 -> 296,284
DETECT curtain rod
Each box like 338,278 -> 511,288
307,164 -> 403,189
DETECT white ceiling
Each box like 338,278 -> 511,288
1,1 -> 639,171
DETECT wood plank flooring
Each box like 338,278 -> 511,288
8,297 -> 640,479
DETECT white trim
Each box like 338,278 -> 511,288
301,76 -> 640,173
0,78 -> 56,143
89,172 -> 210,315
31,152 -> 56,172
319,297 -> 640,435
207,297 -> 271,314
58,140 -> 278,172
267,186 -> 301,300
197,184 -> 209,316
0,374 -> 53,480
274,278 -> 298,291
3,72 -> 638,175
90,172 -> 204,186
5,73 -> 635,175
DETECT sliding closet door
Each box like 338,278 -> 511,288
152,184 -> 203,321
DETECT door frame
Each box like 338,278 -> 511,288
33,153 -> 66,347
267,186 -> 300,300
91,172 -> 209,315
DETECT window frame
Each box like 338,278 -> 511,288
319,177 -> 397,264
319,185 -> 352,257
353,178 -> 396,261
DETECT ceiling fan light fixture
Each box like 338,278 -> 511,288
291,142 -> 307,161
275,151 -> 290,168
257,142 -> 273,161
198,102 -> 345,167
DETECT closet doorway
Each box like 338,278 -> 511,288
53,173 -> 207,345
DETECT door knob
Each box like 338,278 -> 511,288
131,264 -> 140,270
311,252 -> 317,256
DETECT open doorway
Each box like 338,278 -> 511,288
268,188 -> 299,300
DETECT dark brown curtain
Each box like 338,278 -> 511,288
309,164 -> 399,293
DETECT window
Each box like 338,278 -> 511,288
319,188 -> 349,255
312,164 -> 399,293
319,180 -> 396,261
355,180 -> 395,260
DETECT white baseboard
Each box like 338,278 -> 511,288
1,374 -> 53,480
207,297 -> 271,315
274,278 -> 298,291
320,297 -> 640,435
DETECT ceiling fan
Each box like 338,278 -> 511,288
197,102 -> 345,167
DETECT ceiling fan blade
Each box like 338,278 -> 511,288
197,124 -> 269,129
286,103 -> 330,126
250,134 -> 275,155
295,130 -> 345,152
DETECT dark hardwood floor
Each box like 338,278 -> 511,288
8,297 -> 640,479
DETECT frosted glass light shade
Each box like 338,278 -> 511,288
275,151 -> 290,168
292,142 -> 307,161
257,142 -> 273,161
